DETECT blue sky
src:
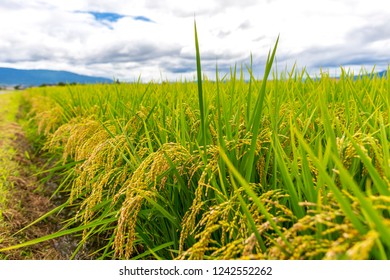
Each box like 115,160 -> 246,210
88,12 -> 126,23
81,12 -> 153,24
0,0 -> 389,81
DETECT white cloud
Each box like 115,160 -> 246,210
0,0 -> 389,81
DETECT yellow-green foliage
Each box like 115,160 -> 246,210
0,93 -> 21,257
14,70 -> 390,260
0,93 -> 21,209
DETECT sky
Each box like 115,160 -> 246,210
0,0 -> 389,81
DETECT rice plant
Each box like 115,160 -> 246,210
1,28 -> 389,260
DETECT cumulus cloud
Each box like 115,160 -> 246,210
346,21 -> 390,44
278,13 -> 390,76
0,0 -> 389,81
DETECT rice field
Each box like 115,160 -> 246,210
1,33 -> 390,260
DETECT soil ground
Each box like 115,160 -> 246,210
0,92 -> 64,259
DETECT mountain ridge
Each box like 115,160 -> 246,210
0,67 -> 112,86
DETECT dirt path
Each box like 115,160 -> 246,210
0,92 -> 65,259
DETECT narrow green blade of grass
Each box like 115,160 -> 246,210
12,201 -> 69,236
194,20 -> 207,154
244,35 -> 279,181
272,138 -> 305,218
0,216 -> 117,252
219,147 -> 293,252
337,120 -> 390,196
331,153 -> 390,248
318,89 -> 337,154
293,128 -> 367,234
215,63 -> 224,148
378,115 -> 390,178
131,241 -> 175,260
142,195 -> 180,228
229,177 -> 267,252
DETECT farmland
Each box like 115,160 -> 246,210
0,38 -> 389,259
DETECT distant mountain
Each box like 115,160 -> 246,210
372,70 -> 387,77
311,70 -> 388,81
353,70 -> 387,79
0,67 -> 112,86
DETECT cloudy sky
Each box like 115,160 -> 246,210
0,0 -> 389,81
